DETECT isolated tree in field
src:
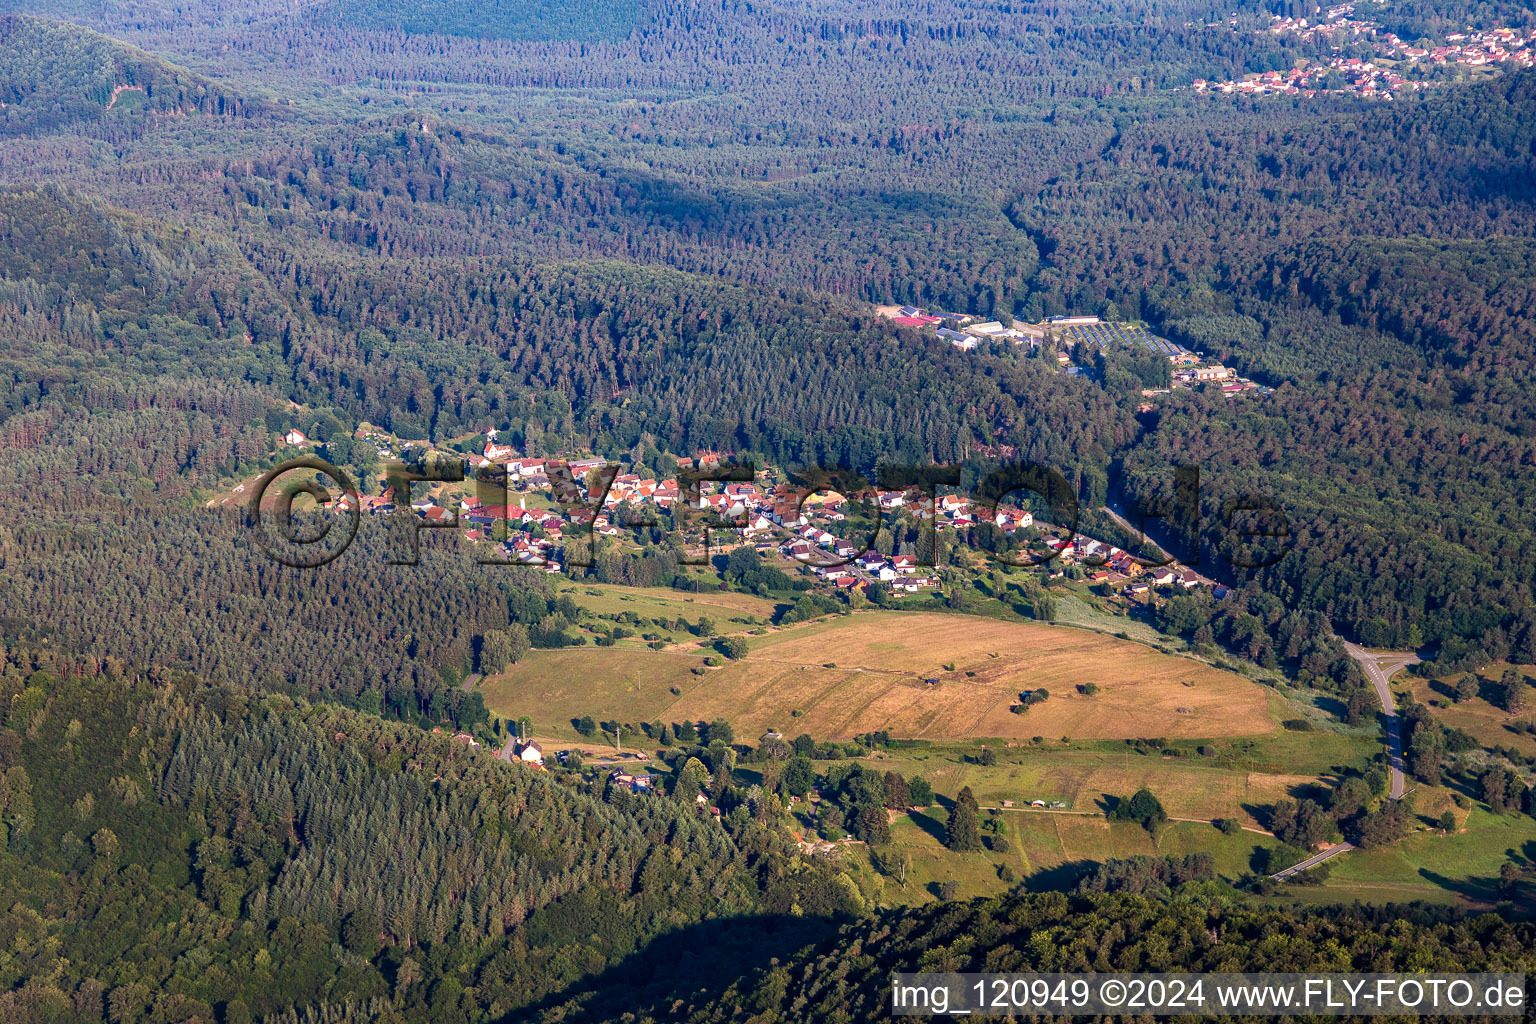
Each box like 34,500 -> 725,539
1113,788 -> 1167,834
878,848 -> 912,886
1437,810 -> 1456,833
1453,674 -> 1480,703
575,715 -> 596,737
1499,861 -> 1523,896
1499,668 -> 1530,713
717,636 -> 749,660
908,776 -> 935,807
946,786 -> 982,851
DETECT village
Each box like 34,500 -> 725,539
876,307 -> 1270,397
275,424 -> 1221,611
1195,5 -> 1536,98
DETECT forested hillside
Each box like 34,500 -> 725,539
0,14 -> 254,135
0,656 -> 860,1023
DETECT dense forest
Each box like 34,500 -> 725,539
0,0 -> 1534,1018
667,887 -> 1536,1023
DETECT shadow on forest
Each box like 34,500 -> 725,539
501,912 -> 840,1024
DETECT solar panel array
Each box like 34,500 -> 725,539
1061,321 -> 1191,358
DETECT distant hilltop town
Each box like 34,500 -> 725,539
875,307 -> 1270,398
1195,4 -> 1535,99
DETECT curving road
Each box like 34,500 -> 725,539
1345,642 -> 1419,801
1270,643 -> 1418,879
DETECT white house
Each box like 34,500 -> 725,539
517,741 -> 544,765
283,429 -> 307,446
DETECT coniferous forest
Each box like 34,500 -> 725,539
0,0 -> 1535,1018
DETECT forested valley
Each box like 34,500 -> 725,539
0,0 -> 1534,1018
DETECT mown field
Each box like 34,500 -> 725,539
856,733 -> 1374,829
480,610 -> 1279,742
863,812 -> 1285,905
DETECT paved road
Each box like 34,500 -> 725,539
1272,841 -> 1356,880
1269,643 -> 1419,879
1345,642 -> 1420,801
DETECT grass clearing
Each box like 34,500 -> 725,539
868,813 -> 1283,906
1403,665 -> 1536,758
866,744 -> 1334,829
1318,804 -> 1536,906
556,580 -> 783,623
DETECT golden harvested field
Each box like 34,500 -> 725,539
481,611 -> 1275,742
